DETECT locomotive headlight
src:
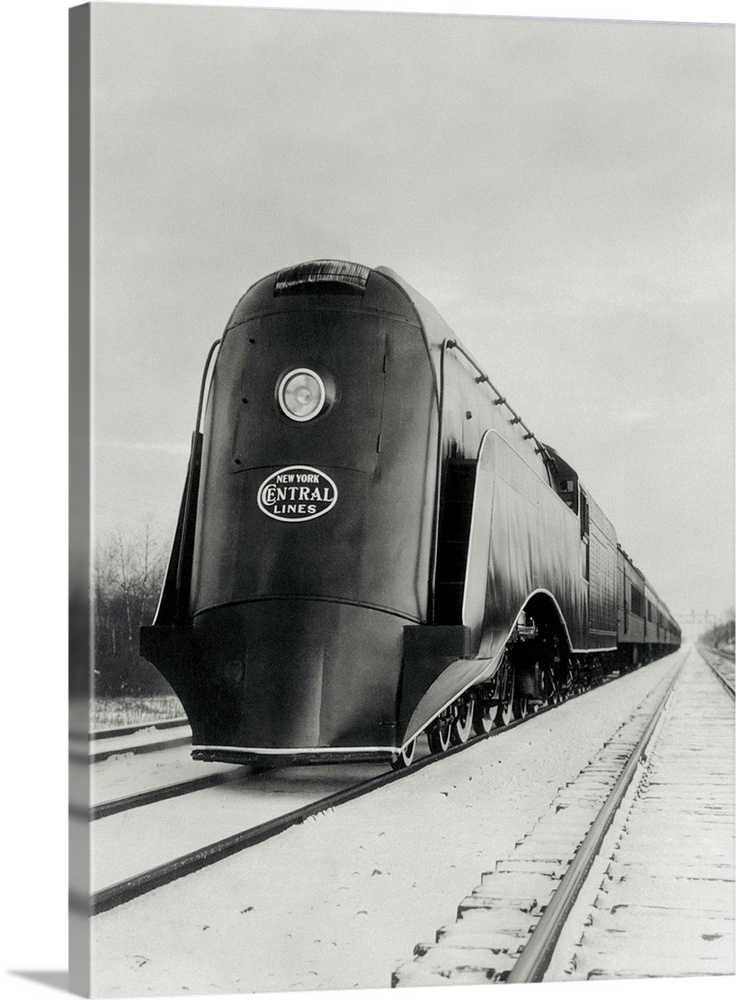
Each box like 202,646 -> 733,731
277,368 -> 328,422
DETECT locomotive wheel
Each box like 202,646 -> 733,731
544,670 -> 560,707
473,693 -> 495,735
427,711 -> 453,755
547,633 -> 568,705
560,667 -> 575,702
495,665 -> 516,727
452,695 -> 475,745
496,694 -> 515,726
392,738 -> 417,770
514,691 -> 532,718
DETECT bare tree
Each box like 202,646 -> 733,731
699,607 -> 736,651
94,519 -> 170,696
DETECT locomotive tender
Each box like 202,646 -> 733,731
141,260 -> 680,768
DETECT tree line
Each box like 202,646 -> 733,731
700,613 -> 735,651
94,523 -> 172,697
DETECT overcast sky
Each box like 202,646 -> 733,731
89,1 -> 734,636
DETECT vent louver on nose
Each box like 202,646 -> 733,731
274,260 -> 370,296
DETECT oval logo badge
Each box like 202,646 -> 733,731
257,465 -> 338,522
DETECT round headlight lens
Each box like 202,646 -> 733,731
278,368 -> 326,422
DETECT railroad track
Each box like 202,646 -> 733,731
87,716 -> 190,740
550,645 -> 734,980
697,645 -> 735,698
70,718 -> 193,764
85,725 -> 515,915
393,645 -> 732,984
78,657 -> 674,918
73,717 -> 244,822
85,663 -> 623,823
86,768 -> 247,821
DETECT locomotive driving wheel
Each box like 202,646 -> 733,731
536,658 -> 557,708
513,690 -> 532,718
495,657 -> 517,727
427,709 -> 453,755
472,659 -> 512,733
452,694 -> 475,745
392,738 -> 417,770
545,633 -> 564,705
473,685 -> 496,734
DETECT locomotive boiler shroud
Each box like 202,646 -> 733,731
140,260 -> 680,764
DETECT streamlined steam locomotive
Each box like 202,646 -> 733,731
141,260 -> 680,768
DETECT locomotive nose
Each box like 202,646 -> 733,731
189,599 -> 404,757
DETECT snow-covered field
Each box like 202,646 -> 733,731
91,652 -> 683,997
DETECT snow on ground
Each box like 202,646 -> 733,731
91,652 -> 682,997
90,742 -> 239,806
547,645 -> 735,981
91,762 -> 386,891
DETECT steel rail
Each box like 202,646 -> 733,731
710,670 -> 735,700
71,732 -> 192,765
505,661 -> 683,984
698,647 -> 735,700
79,768 -> 245,822
699,643 -> 735,663
85,717 -> 189,742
